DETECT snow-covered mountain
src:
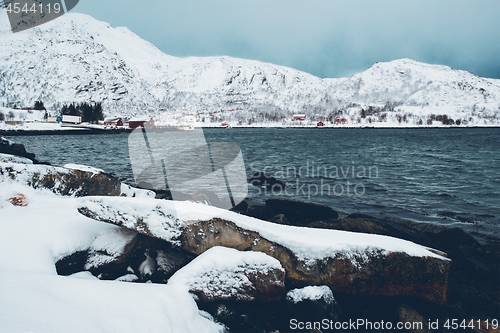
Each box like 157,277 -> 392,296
1,11 -> 499,125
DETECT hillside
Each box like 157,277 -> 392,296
0,11 -> 499,126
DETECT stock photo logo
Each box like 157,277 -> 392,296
3,0 -> 79,33
128,126 -> 248,218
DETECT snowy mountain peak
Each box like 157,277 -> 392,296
0,12 -> 499,125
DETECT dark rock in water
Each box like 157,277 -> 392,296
248,171 -> 287,190
271,214 -> 289,225
191,190 -> 229,208
231,199 -> 249,213
1,136 -> 36,162
286,286 -> 341,323
424,228 -> 500,319
199,300 -> 289,333
429,228 -> 482,254
245,204 -> 276,221
313,217 -> 432,247
397,304 -> 429,333
346,213 -> 377,219
136,181 -> 155,190
265,198 -> 339,226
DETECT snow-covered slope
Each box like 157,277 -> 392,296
326,59 -> 500,125
1,11 -> 499,125
0,172 -> 223,332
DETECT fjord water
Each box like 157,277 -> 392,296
8,128 -> 500,237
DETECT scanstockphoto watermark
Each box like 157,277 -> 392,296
250,161 -> 379,199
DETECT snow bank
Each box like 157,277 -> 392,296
0,177 -> 223,332
287,286 -> 335,304
78,196 -> 448,263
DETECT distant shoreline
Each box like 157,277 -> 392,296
1,125 -> 499,136
0,128 -> 133,136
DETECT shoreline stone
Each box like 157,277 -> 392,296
78,200 -> 451,304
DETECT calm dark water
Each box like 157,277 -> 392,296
7,128 -> 500,236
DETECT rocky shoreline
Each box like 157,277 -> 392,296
0,128 -> 133,136
1,139 -> 498,333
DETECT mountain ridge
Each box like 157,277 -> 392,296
0,12 -> 499,125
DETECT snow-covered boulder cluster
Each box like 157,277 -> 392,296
0,159 -> 153,198
77,195 -> 451,304
0,152 -> 455,331
0,159 -> 224,332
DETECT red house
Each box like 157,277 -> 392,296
334,118 -> 348,124
129,117 -> 155,128
103,117 -> 123,126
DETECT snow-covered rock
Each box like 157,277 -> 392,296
168,246 -> 285,302
286,285 -> 335,304
1,12 -> 498,125
0,152 -> 33,164
78,196 -> 451,304
84,228 -> 138,271
0,161 -> 121,196
0,177 -> 224,332
0,159 -> 154,198
63,163 -> 105,174
286,286 -> 340,322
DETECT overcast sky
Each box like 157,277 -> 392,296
73,0 -> 500,79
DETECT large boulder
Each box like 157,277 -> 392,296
0,136 -> 38,163
78,197 -> 451,304
56,229 -> 195,283
248,171 -> 287,190
168,246 -> 285,302
310,214 -> 431,246
0,161 -> 153,198
265,198 -> 339,226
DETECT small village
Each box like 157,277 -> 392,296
0,104 -> 356,133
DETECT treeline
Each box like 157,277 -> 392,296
60,102 -> 104,123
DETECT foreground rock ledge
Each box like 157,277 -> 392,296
78,197 -> 451,304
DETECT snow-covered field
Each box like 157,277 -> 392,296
0,166 -> 223,332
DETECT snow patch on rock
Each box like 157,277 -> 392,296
168,246 -> 284,302
0,153 -> 34,164
64,163 -> 105,174
287,285 -> 335,304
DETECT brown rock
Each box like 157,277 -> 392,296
7,193 -> 28,206
397,304 -> 429,333
78,198 -> 451,304
0,163 -> 121,197
265,198 -> 338,226
168,247 -> 285,303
